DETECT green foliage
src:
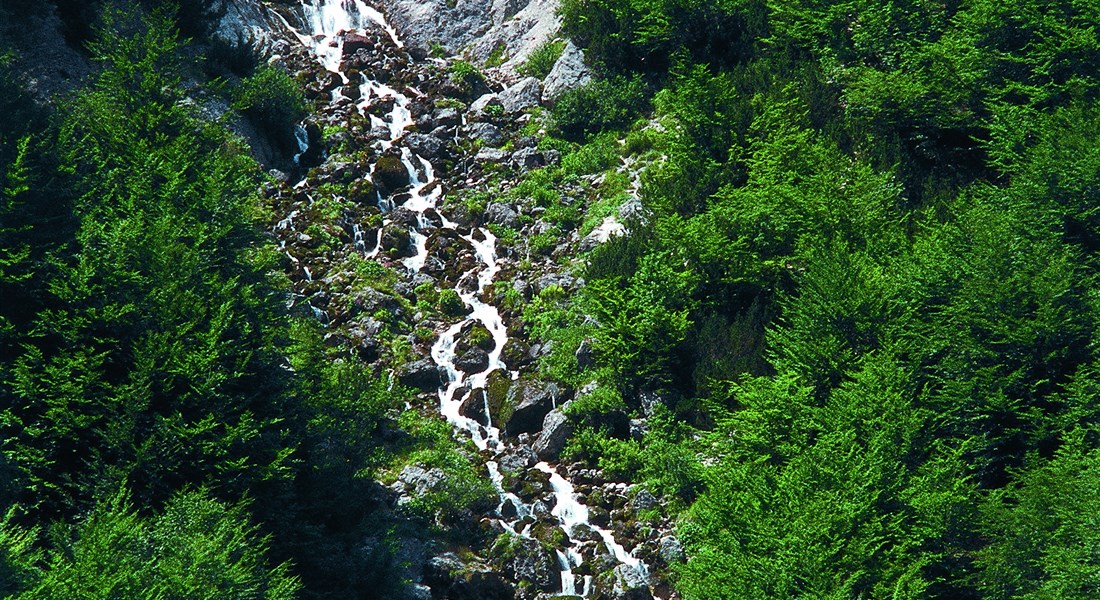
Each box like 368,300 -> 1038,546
394,413 -> 496,523
977,427 -> 1100,599
552,76 -> 648,141
10,487 -> 299,599
518,39 -> 565,79
559,0 -> 763,73
232,64 -> 306,137
437,288 -> 466,317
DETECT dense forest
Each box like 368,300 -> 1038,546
2,0 -> 1100,598
538,0 -> 1100,597
0,2 -> 498,597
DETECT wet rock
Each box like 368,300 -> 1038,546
380,223 -> 415,257
570,523 -> 602,544
404,131 -> 444,159
467,121 -> 504,146
458,388 -> 489,424
608,564 -> 652,600
455,347 -> 490,374
397,358 -> 444,391
485,202 -> 519,228
498,445 -> 537,474
425,553 -> 514,600
499,76 -> 542,113
509,536 -> 561,592
372,153 -> 411,195
532,409 -> 574,460
342,32 -> 374,57
503,379 -> 565,436
658,535 -> 685,565
542,41 -> 593,105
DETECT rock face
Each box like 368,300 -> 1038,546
503,379 -> 563,436
542,40 -> 593,104
532,409 -> 574,460
376,0 -> 560,77
213,0 -> 295,58
508,536 -> 561,592
398,358 -> 444,390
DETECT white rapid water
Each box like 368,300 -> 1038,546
291,3 -> 653,597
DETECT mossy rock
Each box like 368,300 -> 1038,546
348,177 -> 377,204
466,323 -> 495,352
486,369 -> 513,425
372,153 -> 410,195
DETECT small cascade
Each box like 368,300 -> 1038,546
291,1 -> 655,597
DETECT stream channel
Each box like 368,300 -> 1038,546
285,2 -> 652,596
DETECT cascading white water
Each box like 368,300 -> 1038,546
291,2 -> 653,596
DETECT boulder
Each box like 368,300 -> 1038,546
658,535 -> 686,565
485,202 -> 519,228
433,107 -> 461,127
532,409 -> 574,460
510,146 -> 551,170
467,122 -> 504,146
455,347 -> 490,374
396,465 -> 447,497
476,148 -> 510,163
380,223 -> 415,257
509,536 -> 561,592
424,553 -> 514,600
609,564 -> 652,600
404,131 -> 444,160
630,489 -> 659,512
397,358 -> 444,391
542,41 -> 593,105
342,32 -> 374,57
470,93 -> 502,115
499,76 -> 543,113
372,153 -> 411,195
503,379 -> 564,436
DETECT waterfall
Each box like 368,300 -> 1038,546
291,2 -> 654,597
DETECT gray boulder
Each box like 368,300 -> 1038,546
467,122 -> 505,146
499,77 -> 543,113
659,535 -> 686,565
485,202 -> 519,228
503,379 -> 564,436
509,536 -> 560,592
397,358 -> 444,391
609,564 -> 652,600
532,409 -> 574,460
403,132 -> 444,160
542,40 -> 593,105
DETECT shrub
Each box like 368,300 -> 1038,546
519,40 -> 566,79
552,75 -> 648,141
232,64 -> 306,134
